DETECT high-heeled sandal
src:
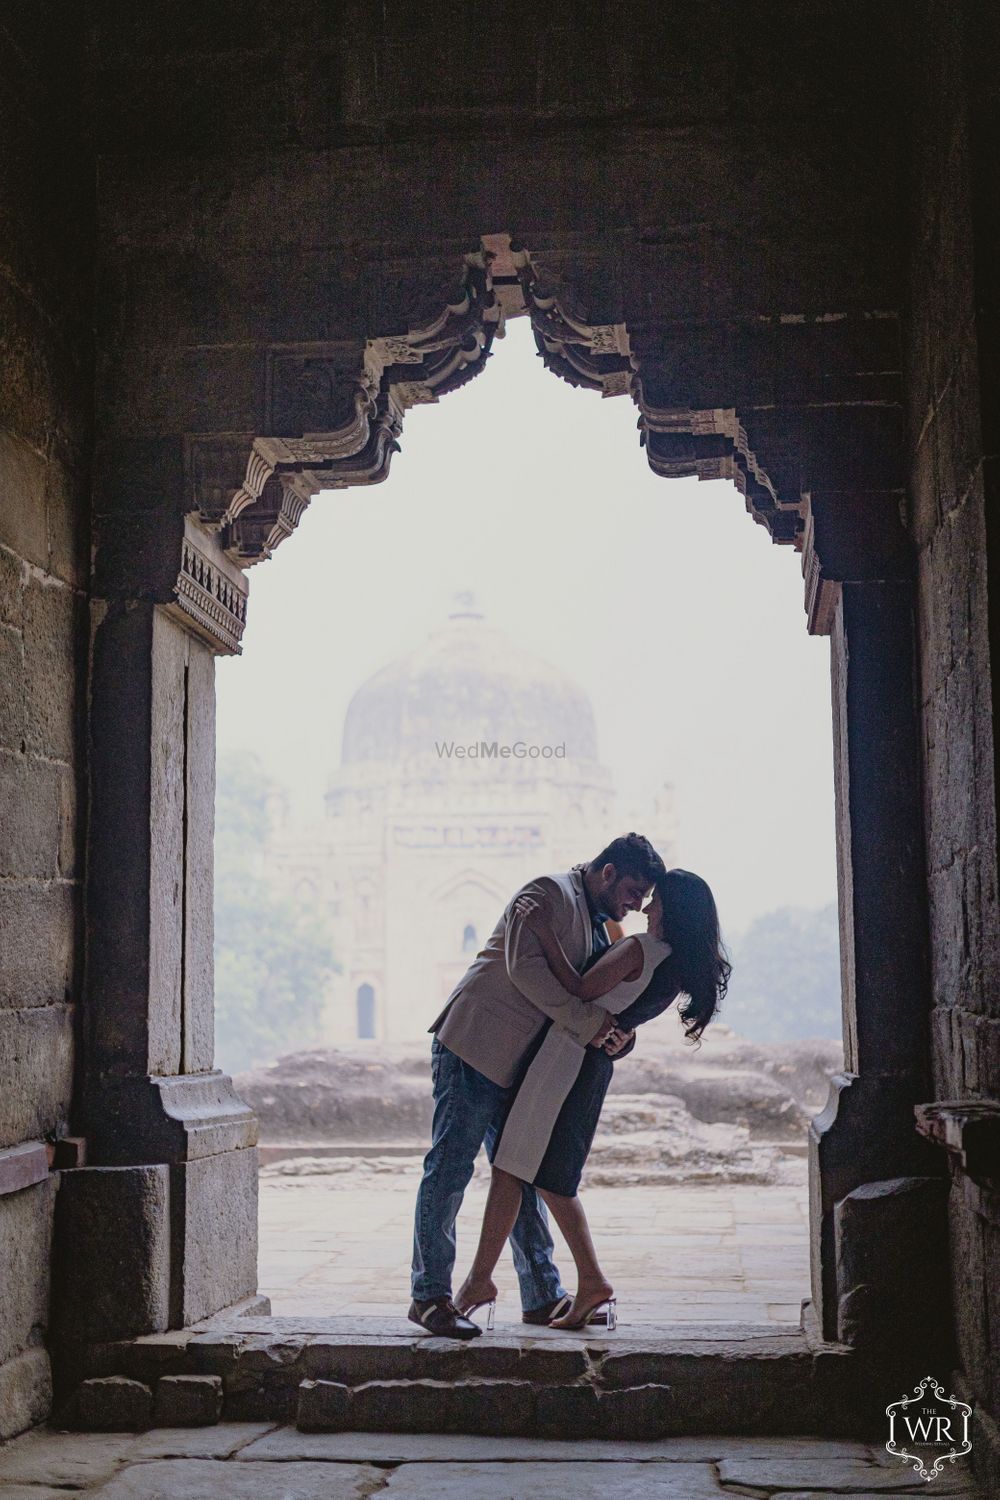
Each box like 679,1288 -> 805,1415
551,1294 -> 617,1331
458,1296 -> 496,1331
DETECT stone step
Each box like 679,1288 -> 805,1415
62,1314 -> 925,1439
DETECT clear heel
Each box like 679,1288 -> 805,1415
550,1291 -> 617,1331
461,1296 -> 497,1332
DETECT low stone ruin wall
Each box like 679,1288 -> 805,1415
236,1027 -> 843,1188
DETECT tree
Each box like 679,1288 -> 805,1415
214,751 -> 337,1073
723,904 -> 841,1042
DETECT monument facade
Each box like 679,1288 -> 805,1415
269,595 -> 677,1042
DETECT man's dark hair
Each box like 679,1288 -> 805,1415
589,832 -> 665,886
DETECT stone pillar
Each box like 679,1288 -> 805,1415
57,512 -> 259,1342
805,498 -> 944,1340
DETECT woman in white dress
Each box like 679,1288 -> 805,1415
456,869 -> 730,1330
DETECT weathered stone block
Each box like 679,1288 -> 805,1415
835,1176 -> 953,1356
349,1378 -> 536,1436
43,457 -> 88,590
105,1331 -> 192,1385
75,1376 -> 152,1432
185,1332 -> 244,1376
0,434 -> 48,568
718,1454 -> 975,1493
595,1383 -> 676,1439
153,1373 -> 222,1426
0,547 -> 24,634
410,1337 -> 589,1384
171,1147 -> 259,1326
89,1457 -> 379,1497
0,881 -> 76,1009
230,1335 -> 306,1383
0,1006 -> 73,1146
0,1346 -> 52,1439
380,1459 -> 730,1498
0,751 -> 74,880
21,574 -> 80,761
0,1176 -> 54,1366
221,1383 -> 297,1424
535,1382 -> 600,1437
297,1378 -> 351,1431
52,1166 -> 170,1343
0,623 -> 25,752
301,1336 -> 416,1385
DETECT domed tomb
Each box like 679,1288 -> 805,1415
269,594 -> 677,1046
341,595 -> 599,767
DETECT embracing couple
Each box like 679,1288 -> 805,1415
409,832 -> 731,1339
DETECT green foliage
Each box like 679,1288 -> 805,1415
723,903 -> 841,1042
214,751 -> 337,1074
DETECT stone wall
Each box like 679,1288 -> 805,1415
0,8 -> 92,1437
906,0 -> 1000,1457
905,0 -> 1000,1464
0,1 -> 996,1475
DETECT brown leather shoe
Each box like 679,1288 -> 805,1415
408,1297 -> 483,1340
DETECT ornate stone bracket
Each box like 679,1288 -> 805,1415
635,395 -> 797,544
165,516 -> 249,656
512,247 -> 801,552
515,252 -> 633,398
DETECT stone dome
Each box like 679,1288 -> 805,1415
341,595 -> 599,766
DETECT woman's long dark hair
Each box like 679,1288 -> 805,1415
646,868 -> 731,1044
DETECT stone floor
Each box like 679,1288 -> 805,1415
258,1165 -> 811,1324
0,1426 -> 984,1496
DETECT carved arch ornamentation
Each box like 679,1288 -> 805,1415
181,238 -> 821,646
511,246 -> 800,548
185,250 -> 504,567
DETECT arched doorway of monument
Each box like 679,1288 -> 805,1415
219,300 -> 838,1325
67,236 -> 944,1442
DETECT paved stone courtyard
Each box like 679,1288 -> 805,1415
0,1426 -> 983,1497
258,1165 -> 811,1325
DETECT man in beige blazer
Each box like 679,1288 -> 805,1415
409,833 -> 664,1338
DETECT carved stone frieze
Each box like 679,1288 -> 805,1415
184,252 -> 504,566
512,248 -> 800,553
516,252 -> 633,399
635,395 -> 799,545
167,516 -> 249,655
184,246 -> 803,589
266,354 -> 378,457
186,435 -> 262,530
223,474 -> 316,567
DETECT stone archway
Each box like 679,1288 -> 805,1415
199,239 -> 945,1355
66,232 -> 945,1382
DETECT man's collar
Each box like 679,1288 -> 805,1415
575,867 -> 611,925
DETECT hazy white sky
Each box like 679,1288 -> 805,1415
217,318 -> 837,936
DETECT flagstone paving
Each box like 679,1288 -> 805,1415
258,1167 -> 811,1325
0,1427 -> 984,1497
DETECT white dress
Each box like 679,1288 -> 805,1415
492,931 -> 672,1184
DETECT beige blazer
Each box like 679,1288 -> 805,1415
429,867 -> 609,1087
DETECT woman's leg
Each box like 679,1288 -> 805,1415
455,1167 -> 525,1311
537,1188 -> 613,1322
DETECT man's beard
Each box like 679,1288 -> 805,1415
606,887 -> 629,920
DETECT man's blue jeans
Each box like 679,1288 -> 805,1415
410,1038 -> 566,1309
